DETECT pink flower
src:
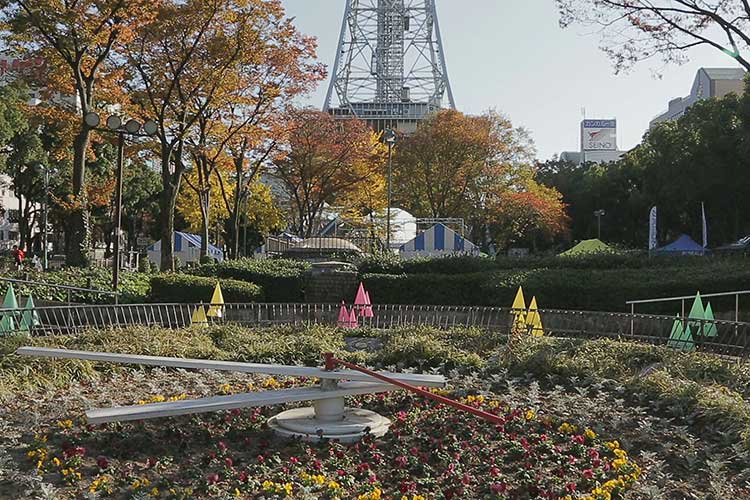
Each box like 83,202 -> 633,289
397,411 -> 407,421
357,463 -> 370,474
582,469 -> 594,479
394,456 -> 408,467
218,441 -> 227,452
257,455 -> 265,463
489,466 -> 501,477
566,482 -> 577,492
225,457 -> 234,468
573,435 -> 585,445
206,473 -> 219,484
290,456 -> 299,465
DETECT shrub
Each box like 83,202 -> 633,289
191,258 -> 310,302
149,274 -> 263,303
363,260 -> 750,313
1,268 -> 151,304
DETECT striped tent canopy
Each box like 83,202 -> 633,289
399,223 -> 478,260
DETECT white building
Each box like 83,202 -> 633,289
650,67 -> 745,127
0,174 -> 23,249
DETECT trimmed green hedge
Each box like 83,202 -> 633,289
149,274 -> 263,303
357,252 -> 719,275
363,261 -> 750,313
191,259 -> 309,302
1,268 -> 151,304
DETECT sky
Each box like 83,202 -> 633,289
280,0 -> 741,161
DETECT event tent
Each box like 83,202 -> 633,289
147,232 -> 224,269
653,234 -> 706,256
559,239 -> 612,257
398,223 -> 478,259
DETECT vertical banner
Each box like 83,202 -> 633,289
648,206 -> 658,251
701,202 -> 708,248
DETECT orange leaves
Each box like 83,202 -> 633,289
273,109 -> 387,236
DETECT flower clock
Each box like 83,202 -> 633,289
26,382 -> 640,499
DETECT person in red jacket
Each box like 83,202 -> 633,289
11,245 -> 24,270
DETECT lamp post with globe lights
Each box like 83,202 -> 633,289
84,112 -> 158,293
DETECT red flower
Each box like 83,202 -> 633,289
206,473 -> 219,484
225,457 -> 234,468
96,455 -> 109,470
490,483 -> 507,493
582,469 -> 594,479
490,467 -> 501,477
218,441 -> 227,452
566,482 -> 577,492
238,471 -> 248,483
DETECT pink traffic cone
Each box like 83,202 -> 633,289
337,301 -> 350,328
348,306 -> 358,329
354,282 -> 367,307
363,290 -> 374,318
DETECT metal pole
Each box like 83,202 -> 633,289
386,141 -> 393,251
43,167 -> 49,270
597,214 -> 601,240
243,190 -> 248,258
112,132 -> 125,292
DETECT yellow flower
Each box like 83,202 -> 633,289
283,483 -> 293,495
606,440 -> 620,450
413,496 -> 426,500
262,480 -> 274,491
150,487 -> 159,497
328,480 -> 341,490
57,419 -> 73,429
525,409 -> 536,421
52,457 -> 61,467
234,488 -> 242,497
219,383 -> 232,394
489,400 -> 501,409
584,428 -> 597,440
132,479 -> 141,489
558,422 -> 574,434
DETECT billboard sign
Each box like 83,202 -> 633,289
582,119 -> 617,151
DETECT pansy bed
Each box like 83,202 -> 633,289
25,380 -> 640,499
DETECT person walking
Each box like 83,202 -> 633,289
11,245 -> 25,270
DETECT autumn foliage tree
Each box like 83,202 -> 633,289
271,109 -> 387,238
1,0 -> 156,265
391,109 -> 565,250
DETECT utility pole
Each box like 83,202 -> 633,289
594,209 -> 606,239
384,129 -> 396,251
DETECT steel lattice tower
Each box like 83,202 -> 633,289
324,0 -> 455,133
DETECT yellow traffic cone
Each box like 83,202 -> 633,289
206,282 -> 225,318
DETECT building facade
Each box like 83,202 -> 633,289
650,67 -> 745,127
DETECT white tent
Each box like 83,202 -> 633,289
147,232 -> 223,270
399,223 -> 478,260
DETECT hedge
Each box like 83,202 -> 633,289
191,258 -> 309,302
362,260 -> 750,314
1,268 -> 151,304
357,252 -> 721,275
149,274 -> 263,303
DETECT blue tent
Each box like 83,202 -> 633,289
147,232 -> 224,269
653,234 -> 706,256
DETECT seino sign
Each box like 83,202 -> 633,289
581,119 -> 617,151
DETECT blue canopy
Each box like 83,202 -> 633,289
654,234 -> 706,255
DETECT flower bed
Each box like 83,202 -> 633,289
23,379 -> 639,499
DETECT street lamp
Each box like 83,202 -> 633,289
594,209 -> 606,240
383,128 -> 396,252
84,112 -> 157,293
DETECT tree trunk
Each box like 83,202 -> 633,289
199,188 -> 210,259
66,123 -> 92,266
159,142 -> 179,271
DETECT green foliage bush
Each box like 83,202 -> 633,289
149,274 -> 263,303
1,268 -> 151,304
357,252 -> 718,275
363,260 -> 750,313
191,258 -> 310,302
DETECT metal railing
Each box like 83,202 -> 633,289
627,289 -> 750,322
0,277 -> 119,305
1,302 -> 749,357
